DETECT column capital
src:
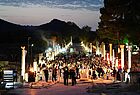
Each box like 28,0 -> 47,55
127,45 -> 132,51
21,46 -> 25,50
101,42 -> 105,45
120,45 -> 125,48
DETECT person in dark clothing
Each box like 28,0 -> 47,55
97,67 -> 101,78
52,67 -> 57,82
113,68 -> 117,77
70,68 -> 76,86
28,71 -> 35,82
63,66 -> 69,85
92,70 -> 97,79
101,68 -> 104,77
43,68 -> 49,82
76,65 -> 79,79
113,67 -> 117,81
116,71 -> 121,81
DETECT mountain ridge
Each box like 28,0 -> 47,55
0,18 -> 96,61
0,18 -> 73,60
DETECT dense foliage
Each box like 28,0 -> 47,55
97,0 -> 140,45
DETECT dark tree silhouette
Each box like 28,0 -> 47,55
97,0 -> 140,46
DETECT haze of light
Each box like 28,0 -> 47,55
0,5 -> 100,31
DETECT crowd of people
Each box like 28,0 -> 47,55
35,53 -> 124,86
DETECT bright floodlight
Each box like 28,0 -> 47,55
48,47 -> 52,51
31,44 -> 34,47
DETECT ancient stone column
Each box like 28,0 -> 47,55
112,49 -> 115,68
120,45 -> 125,70
101,42 -> 106,60
21,46 -> 27,81
109,44 -> 112,61
96,41 -> 100,55
115,57 -> 118,68
128,46 -> 132,70
90,43 -> 92,53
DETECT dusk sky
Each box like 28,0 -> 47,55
0,0 -> 104,31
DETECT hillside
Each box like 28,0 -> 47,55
0,18 -> 96,61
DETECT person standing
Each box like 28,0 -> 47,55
43,68 -> 49,82
52,67 -> 57,82
63,66 -> 69,85
76,65 -> 79,79
92,70 -> 97,80
70,67 -> 76,86
113,67 -> 117,82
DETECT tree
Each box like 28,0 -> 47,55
97,0 -> 140,46
81,26 -> 96,44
